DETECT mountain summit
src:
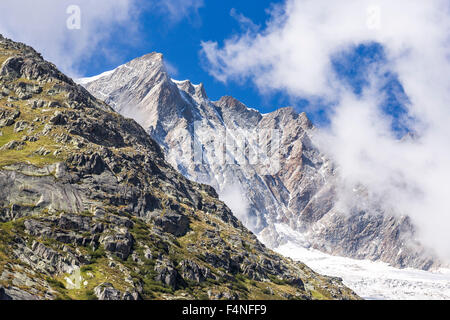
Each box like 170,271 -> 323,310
0,34 -> 360,300
81,52 -> 439,271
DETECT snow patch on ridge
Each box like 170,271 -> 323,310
76,69 -> 116,85
76,63 -> 140,85
171,78 -> 200,88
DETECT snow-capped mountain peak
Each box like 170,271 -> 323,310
80,52 -> 440,273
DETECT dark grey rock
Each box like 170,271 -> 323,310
0,287 -> 12,300
179,259 -> 214,283
101,231 -> 134,260
154,260 -> 184,290
153,211 -> 190,237
94,283 -> 122,300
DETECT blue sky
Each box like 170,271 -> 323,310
73,0 -> 409,130
330,42 -> 411,135
78,0 -> 299,115
0,0 -> 411,128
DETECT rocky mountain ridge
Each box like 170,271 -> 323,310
82,52 -> 440,271
0,34 -> 359,300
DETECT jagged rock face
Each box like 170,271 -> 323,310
78,53 -> 192,139
0,34 -> 359,300
82,53 -> 439,270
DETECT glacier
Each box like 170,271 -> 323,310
270,223 -> 450,300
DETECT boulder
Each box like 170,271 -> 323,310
179,259 -> 214,283
154,260 -> 184,290
0,287 -> 12,300
122,290 -> 142,300
94,283 -> 122,300
101,231 -> 134,260
153,211 -> 190,237
0,140 -> 25,150
49,112 -> 67,125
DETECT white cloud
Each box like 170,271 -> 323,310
0,0 -> 204,76
153,0 -> 204,23
230,8 -> 259,33
201,0 -> 450,100
219,184 -> 256,231
201,0 -> 450,260
0,0 -> 138,77
0,0 -> 206,76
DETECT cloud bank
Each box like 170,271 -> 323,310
0,0 -> 204,76
0,0 -> 139,76
201,0 -> 450,260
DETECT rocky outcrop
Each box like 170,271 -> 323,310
101,231 -> 134,260
151,211 -> 190,237
179,259 -> 214,283
94,283 -> 123,300
0,287 -> 12,300
154,259 -> 184,290
94,282 -> 141,300
0,34 -> 359,300
0,109 -> 20,127
0,286 -> 37,300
